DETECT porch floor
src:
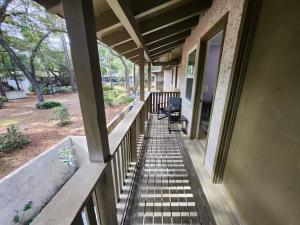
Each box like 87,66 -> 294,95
122,116 -> 215,225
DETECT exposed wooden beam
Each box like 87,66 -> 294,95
96,0 -> 183,34
101,29 -> 131,47
113,40 -> 137,54
140,1 -> 212,35
123,48 -> 140,59
95,9 -> 120,33
150,39 -> 185,56
147,30 -> 190,51
106,0 -> 151,61
151,45 -> 182,59
152,59 -> 180,66
143,16 -> 199,45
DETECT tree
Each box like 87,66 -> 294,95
0,0 -> 65,102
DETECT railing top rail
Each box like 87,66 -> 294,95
108,93 -> 150,156
150,91 -> 180,94
31,162 -> 105,225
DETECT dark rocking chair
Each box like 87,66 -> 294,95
157,97 -> 188,133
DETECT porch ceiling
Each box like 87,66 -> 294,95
35,0 -> 212,64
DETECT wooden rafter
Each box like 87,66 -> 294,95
150,39 -> 185,56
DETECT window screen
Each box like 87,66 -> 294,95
185,78 -> 193,100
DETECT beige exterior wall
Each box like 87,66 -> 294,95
223,0 -> 300,224
177,0 -> 246,175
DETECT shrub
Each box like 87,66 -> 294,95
0,125 -> 29,153
36,101 -> 61,109
103,94 -> 113,107
102,84 -> 113,91
27,85 -> 34,93
52,105 -> 70,126
54,86 -> 74,93
115,94 -> 134,104
41,85 -> 51,95
0,96 -> 6,108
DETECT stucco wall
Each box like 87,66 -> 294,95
223,0 -> 300,224
163,69 -> 173,91
176,0 -> 246,175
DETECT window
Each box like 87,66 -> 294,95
185,49 -> 197,100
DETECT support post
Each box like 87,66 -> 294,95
130,120 -> 137,161
139,49 -> 145,101
147,62 -> 151,92
175,66 -> 178,88
62,1 -> 117,225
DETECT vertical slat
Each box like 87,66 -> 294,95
117,148 -> 123,191
121,140 -> 126,183
72,212 -> 84,225
86,197 -> 98,225
94,162 -> 117,225
130,120 -> 137,161
112,154 -> 120,202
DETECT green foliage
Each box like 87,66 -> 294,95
103,88 -> 134,106
115,94 -> 134,105
54,86 -> 73,93
36,101 -> 61,109
52,105 -> 70,126
41,85 -> 51,95
13,201 -> 35,225
0,96 -> 6,108
59,147 -> 76,167
0,125 -> 29,153
102,84 -> 113,91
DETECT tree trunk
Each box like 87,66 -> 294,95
0,32 -> 44,102
119,56 -> 130,96
61,33 -> 76,92
0,77 -> 7,99
108,50 -> 112,90
9,58 -> 21,90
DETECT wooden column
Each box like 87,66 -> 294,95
62,1 -> 117,225
175,66 -> 178,88
139,49 -> 145,101
147,62 -> 151,92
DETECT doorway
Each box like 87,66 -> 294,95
197,30 -> 224,149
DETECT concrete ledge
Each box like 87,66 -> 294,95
5,90 -> 27,100
0,136 -> 88,225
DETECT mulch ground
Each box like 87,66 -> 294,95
0,93 -> 126,178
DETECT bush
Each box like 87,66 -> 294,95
0,125 -> 29,153
114,94 -> 134,105
27,85 -> 34,93
36,101 -> 61,109
0,96 -> 6,109
54,86 -> 74,94
102,84 -> 113,91
41,85 -> 51,95
52,105 -> 70,126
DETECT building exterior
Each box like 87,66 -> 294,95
18,0 -> 300,224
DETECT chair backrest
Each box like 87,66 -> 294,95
168,97 -> 182,110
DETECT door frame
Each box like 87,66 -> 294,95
190,13 -> 228,141
212,0 -> 262,183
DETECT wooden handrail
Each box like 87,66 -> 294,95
31,163 -> 105,225
30,92 -> 167,225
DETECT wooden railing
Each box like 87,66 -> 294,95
31,92 -> 179,225
150,91 -> 180,114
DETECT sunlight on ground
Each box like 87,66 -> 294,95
0,118 -> 19,127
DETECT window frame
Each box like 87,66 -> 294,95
185,46 -> 198,101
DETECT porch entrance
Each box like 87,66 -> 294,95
196,30 -> 224,149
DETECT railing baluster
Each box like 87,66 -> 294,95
117,148 -> 123,192
72,212 -> 84,225
112,155 -> 120,202
94,162 -> 118,225
86,196 -> 98,225
121,140 -> 126,183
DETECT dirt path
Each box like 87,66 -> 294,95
0,93 -> 126,178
